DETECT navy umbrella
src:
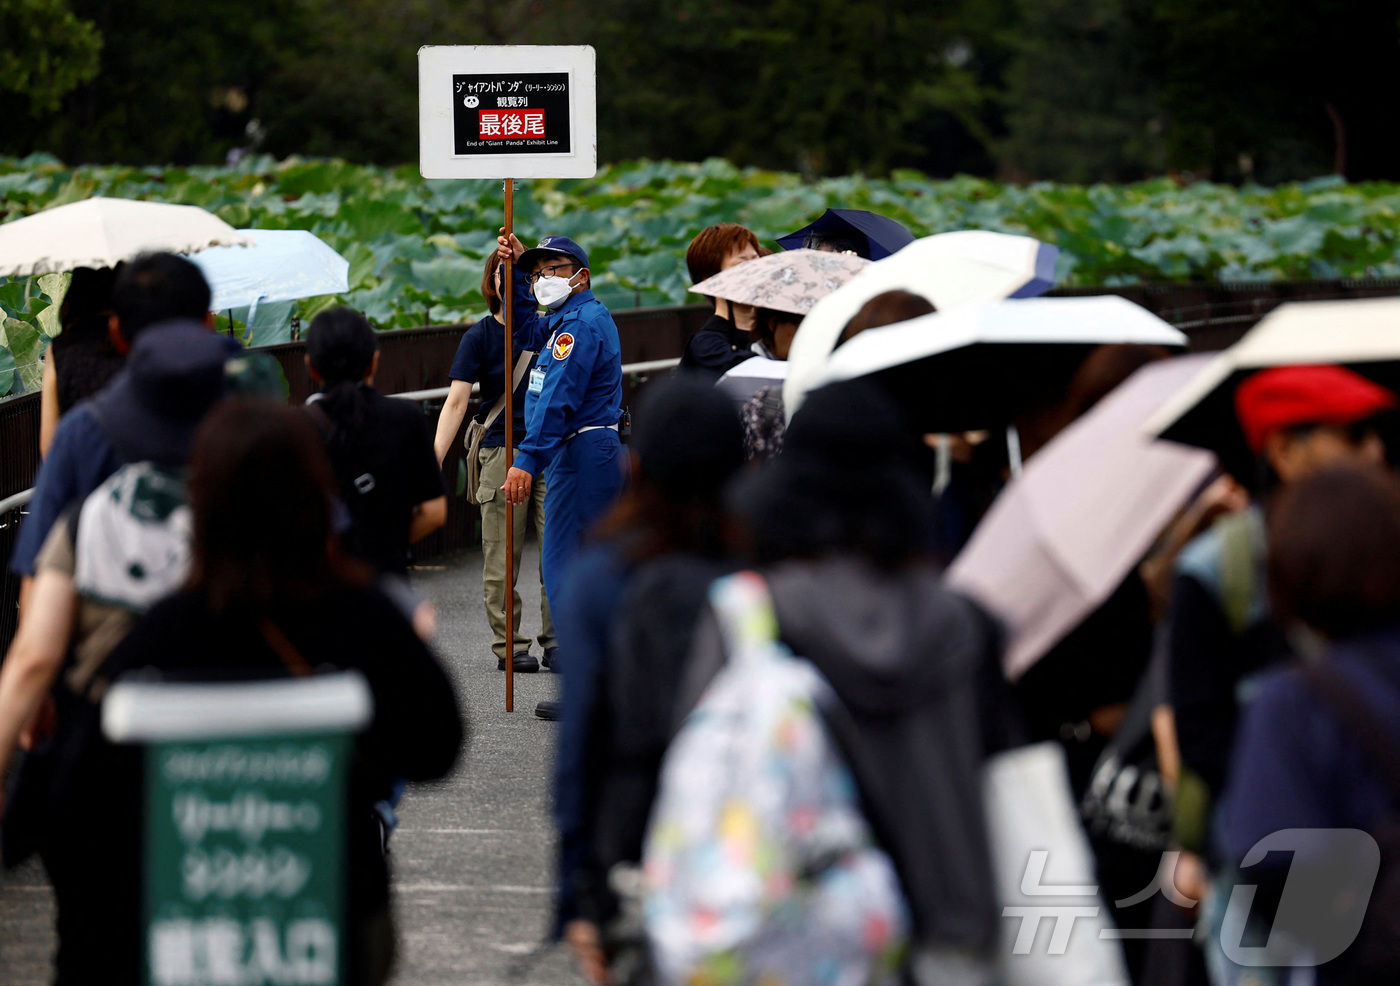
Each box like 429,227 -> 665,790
776,209 -> 915,261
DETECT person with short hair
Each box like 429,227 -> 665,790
0,319 -> 241,986
1215,463 -> 1400,984
28,399 -> 464,986
11,252 -> 226,581
677,381 -> 1018,982
550,377 -> 745,982
1166,364 -> 1398,900
433,253 -> 557,673
677,223 -> 761,377
494,234 -> 627,650
305,308 -> 447,579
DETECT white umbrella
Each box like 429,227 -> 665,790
0,197 -> 253,277
808,295 -> 1186,433
191,229 -> 350,313
688,249 -> 869,315
784,230 -> 1058,418
715,355 -> 789,405
1146,296 -> 1400,480
947,354 -> 1217,680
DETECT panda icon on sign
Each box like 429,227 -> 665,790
464,95 -> 479,108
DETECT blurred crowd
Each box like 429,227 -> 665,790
1,205 -> 1399,986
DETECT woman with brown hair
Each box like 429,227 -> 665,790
1213,463 -> 1400,984
433,251 -> 557,673
678,223 -> 762,378
91,400 -> 465,986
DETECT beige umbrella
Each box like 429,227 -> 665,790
0,197 -> 253,277
947,354 -> 1217,680
1145,296 -> 1400,481
688,249 -> 869,316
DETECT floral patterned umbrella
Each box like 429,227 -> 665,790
688,249 -> 869,316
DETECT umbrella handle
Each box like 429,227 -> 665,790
934,435 -> 952,497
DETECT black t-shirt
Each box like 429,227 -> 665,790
448,313 -> 531,447
311,386 -> 447,576
678,314 -> 755,379
1168,572 -> 1290,798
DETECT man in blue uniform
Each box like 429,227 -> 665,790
499,234 -> 628,659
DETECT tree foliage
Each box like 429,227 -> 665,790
2,0 -> 1399,182
0,0 -> 102,114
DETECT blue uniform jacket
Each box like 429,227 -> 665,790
510,282 -> 623,477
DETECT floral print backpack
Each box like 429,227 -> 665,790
643,572 -> 908,986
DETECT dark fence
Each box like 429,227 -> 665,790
0,392 -> 40,650
3,280 -> 1400,652
1049,278 -> 1400,351
0,392 -> 40,505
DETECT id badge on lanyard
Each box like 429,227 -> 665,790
529,330 -> 556,395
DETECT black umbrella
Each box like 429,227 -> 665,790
777,209 -> 914,260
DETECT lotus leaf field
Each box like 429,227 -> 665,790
5,152 -> 1400,396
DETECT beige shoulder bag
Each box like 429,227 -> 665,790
463,350 -> 534,505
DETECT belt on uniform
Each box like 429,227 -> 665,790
563,423 -> 619,442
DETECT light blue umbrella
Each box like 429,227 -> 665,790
193,228 -> 350,310
191,229 -> 350,346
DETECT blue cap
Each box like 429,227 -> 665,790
518,235 -> 589,273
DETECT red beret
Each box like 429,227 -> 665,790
1235,365 -> 1398,453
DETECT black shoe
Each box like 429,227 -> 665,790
535,700 -> 560,720
542,646 -> 559,671
498,651 -> 539,673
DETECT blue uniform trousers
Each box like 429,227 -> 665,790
540,428 -> 628,644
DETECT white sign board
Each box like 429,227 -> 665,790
419,45 -> 597,180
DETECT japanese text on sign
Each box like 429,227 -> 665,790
479,110 -> 546,139
452,72 -> 571,156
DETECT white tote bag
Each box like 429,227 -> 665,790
985,741 -> 1131,986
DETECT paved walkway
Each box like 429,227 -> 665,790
0,543 -> 588,986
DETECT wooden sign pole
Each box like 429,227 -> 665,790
502,177 -> 516,713
419,45 -> 598,713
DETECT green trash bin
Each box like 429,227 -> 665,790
102,672 -> 373,986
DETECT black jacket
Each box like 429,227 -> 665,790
677,314 -> 754,379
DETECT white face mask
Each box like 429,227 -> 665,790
533,269 -> 582,310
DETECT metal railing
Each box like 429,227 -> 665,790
6,269 -> 1400,652
0,356 -> 680,518
388,356 -> 679,404
0,355 -> 682,651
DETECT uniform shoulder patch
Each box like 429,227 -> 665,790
552,332 -> 575,360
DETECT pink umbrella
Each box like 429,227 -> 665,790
946,354 -> 1217,680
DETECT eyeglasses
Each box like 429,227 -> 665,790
525,262 -> 577,284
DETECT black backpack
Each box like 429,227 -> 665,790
1304,660 -> 1400,983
